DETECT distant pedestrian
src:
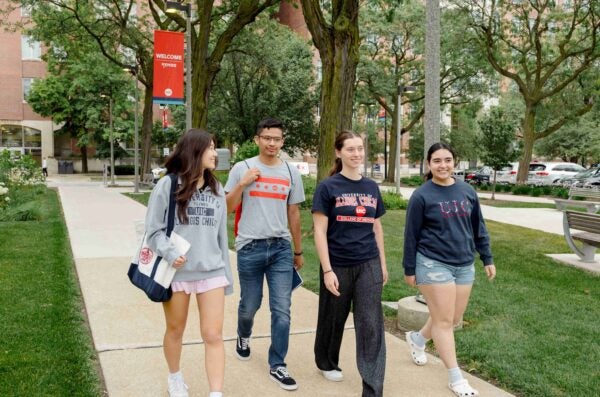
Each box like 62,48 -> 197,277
224,117 -> 305,391
312,131 -> 387,397
403,142 -> 496,397
145,129 -> 233,397
42,157 -> 48,178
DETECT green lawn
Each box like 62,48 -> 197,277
0,189 -> 103,396
126,191 -> 600,396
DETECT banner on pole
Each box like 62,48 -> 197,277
153,30 -> 185,104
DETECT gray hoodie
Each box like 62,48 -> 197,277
145,175 -> 233,295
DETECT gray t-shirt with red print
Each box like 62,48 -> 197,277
402,179 -> 493,276
224,156 -> 305,251
312,173 -> 386,267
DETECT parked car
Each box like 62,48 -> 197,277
495,162 -> 520,184
528,162 -> 586,185
468,167 -> 493,185
554,166 -> 600,188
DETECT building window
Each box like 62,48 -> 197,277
21,36 -> 41,60
22,78 -> 35,101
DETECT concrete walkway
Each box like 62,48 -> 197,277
48,175 -> 522,397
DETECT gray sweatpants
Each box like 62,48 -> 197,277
314,257 -> 386,397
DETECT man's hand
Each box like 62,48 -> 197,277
240,167 -> 261,187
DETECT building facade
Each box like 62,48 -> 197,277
0,2 -> 54,165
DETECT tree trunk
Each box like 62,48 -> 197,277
192,64 -> 216,129
517,107 -> 536,184
317,49 -> 358,181
80,144 -> 88,173
141,85 -> 154,177
385,101 -> 399,184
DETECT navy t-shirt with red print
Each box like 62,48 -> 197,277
312,173 -> 386,267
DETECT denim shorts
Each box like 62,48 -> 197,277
415,252 -> 475,285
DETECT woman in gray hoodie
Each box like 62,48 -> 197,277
145,129 -> 233,397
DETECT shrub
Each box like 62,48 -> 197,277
541,186 -> 553,196
512,185 -> 532,195
382,192 -> 408,210
233,141 -> 259,163
0,201 -> 42,221
502,184 -> 514,192
400,175 -> 424,186
531,187 -> 542,197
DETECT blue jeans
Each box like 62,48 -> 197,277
236,238 -> 293,368
415,252 -> 475,285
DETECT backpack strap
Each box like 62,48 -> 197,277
284,161 -> 294,204
151,173 -> 178,279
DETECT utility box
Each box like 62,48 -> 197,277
216,148 -> 231,171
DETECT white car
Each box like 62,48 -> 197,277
527,162 -> 586,185
495,162 -> 520,184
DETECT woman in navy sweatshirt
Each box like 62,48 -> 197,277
403,142 -> 496,397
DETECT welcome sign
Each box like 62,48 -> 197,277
153,30 -> 185,104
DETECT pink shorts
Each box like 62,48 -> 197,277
171,276 -> 229,294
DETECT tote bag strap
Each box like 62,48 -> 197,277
150,173 -> 178,279
165,173 -> 178,237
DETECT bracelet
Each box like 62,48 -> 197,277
323,269 -> 333,274
294,251 -> 303,256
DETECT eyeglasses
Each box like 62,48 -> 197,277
258,135 -> 283,144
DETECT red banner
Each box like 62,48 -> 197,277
153,30 -> 185,104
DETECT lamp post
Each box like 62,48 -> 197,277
101,94 -> 115,186
395,84 -> 416,194
124,66 -> 139,193
166,1 -> 192,132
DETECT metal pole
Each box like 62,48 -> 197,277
364,108 -> 368,177
424,0 -> 440,161
395,86 -> 402,195
133,75 -> 139,193
384,110 -> 387,180
185,5 -> 192,132
109,98 -> 115,186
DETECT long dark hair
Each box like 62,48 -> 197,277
425,142 -> 457,180
164,129 -> 219,223
328,130 -> 363,176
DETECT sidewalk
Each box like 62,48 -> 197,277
50,175 -> 515,397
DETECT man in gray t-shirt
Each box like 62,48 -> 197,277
224,118 -> 304,391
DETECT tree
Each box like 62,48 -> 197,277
207,16 -> 318,155
455,0 -> 600,183
300,0 -> 360,181
357,1 -> 491,182
478,106 -> 519,199
27,52 -> 132,172
9,0 -> 280,176
535,110 -> 600,166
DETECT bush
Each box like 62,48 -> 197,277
531,187 -> 542,197
502,184 -> 514,192
233,141 -> 259,163
541,186 -> 553,196
400,175 -> 424,186
382,192 -> 408,210
512,185 -> 532,195
114,165 -> 135,175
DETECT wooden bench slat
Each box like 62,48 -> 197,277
572,232 -> 600,247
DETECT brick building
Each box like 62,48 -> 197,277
0,2 -> 53,165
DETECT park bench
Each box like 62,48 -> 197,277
554,186 -> 600,213
561,210 -> 600,263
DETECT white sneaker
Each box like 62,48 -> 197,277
167,375 -> 189,397
321,369 -> 344,382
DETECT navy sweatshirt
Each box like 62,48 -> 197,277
403,179 -> 493,276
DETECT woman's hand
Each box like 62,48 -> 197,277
485,264 -> 496,280
404,275 -> 416,287
324,271 -> 340,297
172,255 -> 187,269
381,264 -> 389,285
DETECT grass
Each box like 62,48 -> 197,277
125,192 -> 600,397
0,188 -> 104,396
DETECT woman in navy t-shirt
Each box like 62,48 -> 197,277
312,131 -> 387,397
403,142 -> 496,397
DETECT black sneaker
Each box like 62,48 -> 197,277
269,366 -> 298,391
235,335 -> 251,361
